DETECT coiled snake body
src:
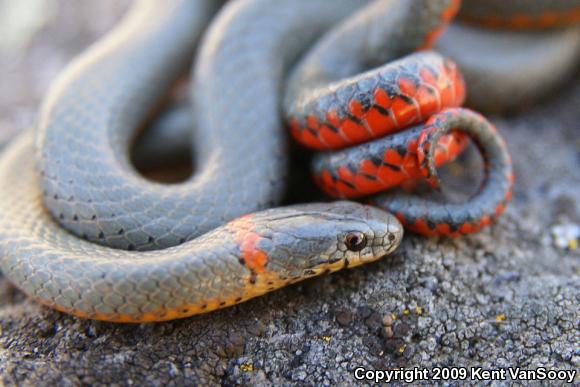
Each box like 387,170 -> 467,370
0,0 -> 575,322
0,0 -> 406,323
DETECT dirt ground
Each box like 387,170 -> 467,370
0,1 -> 578,385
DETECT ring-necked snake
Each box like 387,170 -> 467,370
0,0 -> 575,322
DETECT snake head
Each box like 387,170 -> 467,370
245,201 -> 403,280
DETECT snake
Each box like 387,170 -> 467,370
0,0 -> 406,323
458,0 -> 580,29
1,0 -> 574,322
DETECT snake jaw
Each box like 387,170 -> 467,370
243,202 -> 404,277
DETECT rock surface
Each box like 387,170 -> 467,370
0,1 -> 578,385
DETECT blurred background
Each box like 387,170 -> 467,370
0,0 -> 129,145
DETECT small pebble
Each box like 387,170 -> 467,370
551,223 -> 580,250
334,310 -> 353,327
382,315 -> 393,327
364,312 -> 383,331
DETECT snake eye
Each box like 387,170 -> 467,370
345,231 -> 367,252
